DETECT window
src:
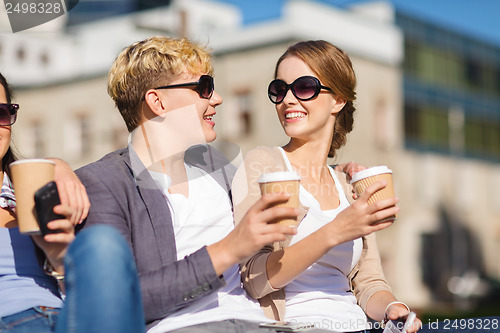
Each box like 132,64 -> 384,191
24,120 -> 45,158
64,113 -> 91,159
16,46 -> 25,62
222,89 -> 253,139
236,91 -> 252,136
40,52 -> 49,66
465,58 -> 482,90
79,115 -> 91,155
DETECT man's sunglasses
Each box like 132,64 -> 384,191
154,75 -> 214,99
268,76 -> 332,104
0,104 -> 18,126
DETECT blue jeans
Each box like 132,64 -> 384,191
0,225 -> 145,333
0,307 -> 59,333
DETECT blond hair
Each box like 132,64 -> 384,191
108,36 -> 213,132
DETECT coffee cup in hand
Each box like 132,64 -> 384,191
10,159 -> 56,235
350,166 -> 396,223
258,171 -> 300,227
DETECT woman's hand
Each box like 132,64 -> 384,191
31,204 -> 75,274
385,303 -> 422,333
49,158 -> 90,225
323,180 -> 398,246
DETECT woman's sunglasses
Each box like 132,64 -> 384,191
154,75 -> 214,99
0,103 -> 18,126
268,76 -> 332,104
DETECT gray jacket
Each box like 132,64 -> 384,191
76,145 -> 235,325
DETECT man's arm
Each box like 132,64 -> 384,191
76,166 -> 225,323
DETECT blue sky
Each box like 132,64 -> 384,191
217,0 -> 500,47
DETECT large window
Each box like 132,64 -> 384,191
401,16 -> 500,161
404,103 -> 449,152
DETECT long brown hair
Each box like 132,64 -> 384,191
274,40 -> 357,158
0,72 -> 18,178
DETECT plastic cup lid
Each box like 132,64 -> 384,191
350,166 -> 392,184
258,171 -> 301,183
10,159 -> 56,167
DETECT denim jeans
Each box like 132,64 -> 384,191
55,224 -> 145,333
0,225 -> 145,333
0,307 -> 60,333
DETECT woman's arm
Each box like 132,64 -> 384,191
365,290 -> 422,332
265,181 -> 399,289
48,158 -> 90,225
234,148 -> 397,293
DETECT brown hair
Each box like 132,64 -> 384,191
274,40 -> 356,158
108,36 -> 214,132
0,72 -> 18,178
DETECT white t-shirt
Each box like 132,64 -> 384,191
147,164 -> 270,333
278,148 -> 368,332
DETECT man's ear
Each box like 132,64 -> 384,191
331,96 -> 346,115
144,89 -> 166,117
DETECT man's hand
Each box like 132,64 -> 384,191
208,193 -> 298,276
334,161 -> 366,179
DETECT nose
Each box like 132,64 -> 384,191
210,91 -> 223,106
282,87 -> 297,104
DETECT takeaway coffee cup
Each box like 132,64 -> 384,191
350,166 -> 396,222
258,171 -> 301,226
10,159 -> 56,235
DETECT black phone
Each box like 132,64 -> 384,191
34,181 -> 65,236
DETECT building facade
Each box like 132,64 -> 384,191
1,0 -> 498,312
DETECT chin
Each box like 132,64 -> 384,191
204,132 -> 217,143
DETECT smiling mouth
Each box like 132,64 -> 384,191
285,112 -> 306,120
203,115 -> 214,121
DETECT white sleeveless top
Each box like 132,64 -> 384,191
278,148 -> 368,332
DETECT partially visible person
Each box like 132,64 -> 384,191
0,72 -> 144,333
232,40 -> 421,332
76,36 -> 300,332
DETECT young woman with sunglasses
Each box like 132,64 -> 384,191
232,40 -> 422,332
0,73 -> 145,333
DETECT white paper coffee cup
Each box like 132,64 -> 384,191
350,166 -> 396,222
10,159 -> 56,235
258,171 -> 300,226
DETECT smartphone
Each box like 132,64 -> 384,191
383,312 -> 417,333
259,322 -> 315,332
34,181 -> 65,236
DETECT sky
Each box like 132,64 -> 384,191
217,0 -> 500,48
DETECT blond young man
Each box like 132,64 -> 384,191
76,36 -> 299,332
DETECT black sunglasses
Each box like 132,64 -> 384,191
268,76 -> 332,104
154,75 -> 214,99
0,103 -> 18,126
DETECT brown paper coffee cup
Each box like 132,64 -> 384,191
10,159 -> 56,235
258,171 -> 300,227
350,166 -> 396,222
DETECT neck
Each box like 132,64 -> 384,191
130,123 -> 187,172
283,139 -> 331,181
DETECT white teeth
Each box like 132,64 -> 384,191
203,115 -> 213,121
285,112 -> 306,119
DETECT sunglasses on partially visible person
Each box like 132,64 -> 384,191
0,103 -> 18,126
154,75 -> 214,99
268,76 -> 332,104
